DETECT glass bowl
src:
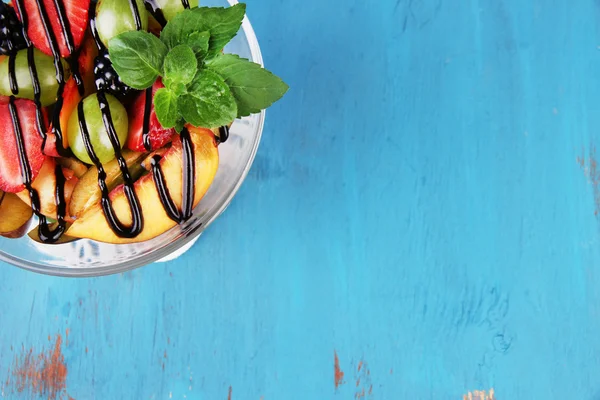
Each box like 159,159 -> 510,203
0,0 -> 264,276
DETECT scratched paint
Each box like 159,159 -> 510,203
354,360 -> 372,399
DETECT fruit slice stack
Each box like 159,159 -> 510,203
0,0 -> 221,243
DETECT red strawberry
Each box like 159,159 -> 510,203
44,34 -> 97,157
42,126 -> 59,157
127,79 -> 176,152
0,99 -> 46,193
15,0 -> 91,57
44,77 -> 78,157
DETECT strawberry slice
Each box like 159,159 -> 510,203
44,77 -> 78,157
127,79 -> 176,152
15,0 -> 90,57
44,34 -> 97,156
0,99 -> 46,193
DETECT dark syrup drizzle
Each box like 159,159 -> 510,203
77,93 -> 143,238
142,86 -> 153,151
86,3 -> 148,236
8,0 -> 83,243
12,0 -> 31,47
13,0 -> 77,157
8,97 -> 66,243
144,0 -> 191,28
143,0 -> 167,27
127,0 -> 143,30
8,0 -> 212,241
8,54 -> 18,94
89,2 -> 104,51
150,127 -> 196,223
25,47 -> 48,136
218,125 -> 230,143
139,88 -> 200,224
137,0 -> 226,224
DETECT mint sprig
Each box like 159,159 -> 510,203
154,88 -> 180,128
108,31 -> 168,90
163,44 -> 198,87
161,5 -> 247,58
207,54 -> 289,118
179,70 -> 237,128
107,3 -> 288,130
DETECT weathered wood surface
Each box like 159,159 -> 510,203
2,0 -> 600,398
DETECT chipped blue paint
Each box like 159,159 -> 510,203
2,0 -> 600,398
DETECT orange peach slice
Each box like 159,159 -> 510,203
16,157 -> 79,221
0,190 -> 33,235
66,126 -> 219,243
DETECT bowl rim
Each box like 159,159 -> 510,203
0,0 -> 265,277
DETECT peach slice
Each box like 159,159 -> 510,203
56,157 -> 89,179
0,190 -> 33,235
16,157 -> 79,221
68,150 -> 147,219
66,127 -> 219,244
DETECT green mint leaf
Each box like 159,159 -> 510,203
168,81 -> 187,96
154,88 -> 180,128
163,45 -> 198,87
186,31 -> 210,63
178,69 -> 237,127
160,4 -> 246,59
174,118 -> 185,133
108,31 -> 168,90
193,4 -> 246,58
207,54 -> 289,117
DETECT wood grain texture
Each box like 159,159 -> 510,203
2,0 -> 600,398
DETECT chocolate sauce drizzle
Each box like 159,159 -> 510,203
144,0 -> 191,28
140,84 -> 199,224
89,2 -> 104,52
6,0 -> 88,242
150,127 -> 196,223
6,0 -> 219,242
91,0 -> 198,229
127,0 -> 143,31
142,0 -> 165,27
13,0 -> 78,157
77,93 -> 143,237
218,125 -> 230,143
8,97 -> 66,243
142,86 -> 153,151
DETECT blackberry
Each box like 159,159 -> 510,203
94,50 -> 135,100
0,3 -> 28,55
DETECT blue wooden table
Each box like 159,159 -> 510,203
2,0 -> 600,398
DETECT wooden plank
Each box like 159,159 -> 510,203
2,0 -> 600,398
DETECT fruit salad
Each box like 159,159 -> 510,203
0,0 -> 287,244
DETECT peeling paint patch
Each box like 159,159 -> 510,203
227,386 -> 232,400
463,389 -> 495,400
334,351 -> 344,389
6,334 -> 70,400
